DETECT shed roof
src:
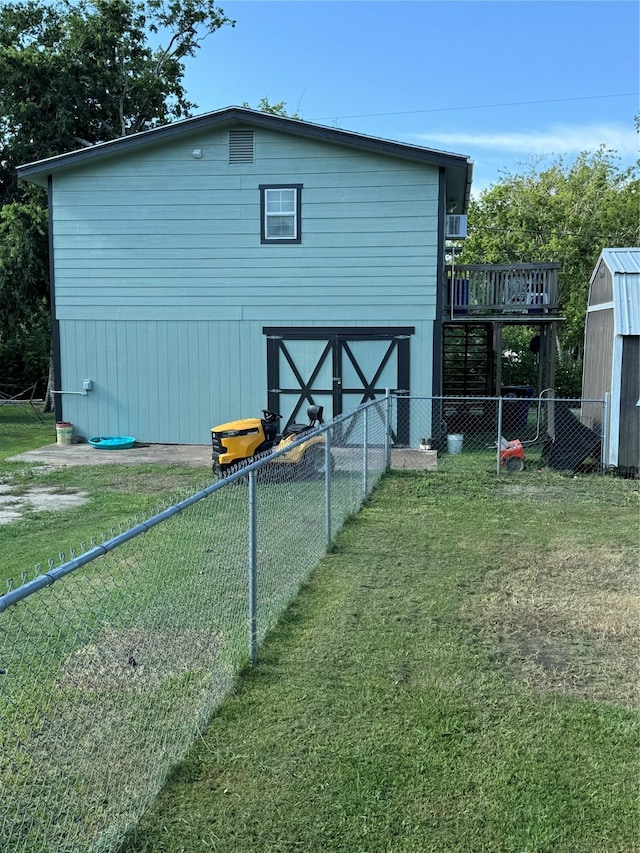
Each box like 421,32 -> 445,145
591,247 -> 640,336
601,247 -> 640,275
17,106 -> 474,213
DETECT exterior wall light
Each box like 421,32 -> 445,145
192,148 -> 202,159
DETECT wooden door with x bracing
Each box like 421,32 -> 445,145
264,326 -> 413,444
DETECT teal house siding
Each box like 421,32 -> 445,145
51,133 -> 440,318
19,108 -> 472,445
57,319 -> 265,444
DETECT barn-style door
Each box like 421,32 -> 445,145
264,326 -> 413,442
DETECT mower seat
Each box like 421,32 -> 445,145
285,405 -> 325,435
286,422 -> 310,435
307,405 -> 324,424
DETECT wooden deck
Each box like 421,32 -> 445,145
445,262 -> 561,319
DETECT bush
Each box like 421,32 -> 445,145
555,353 -> 583,398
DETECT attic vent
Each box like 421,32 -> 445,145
445,214 -> 468,239
229,130 -> 254,164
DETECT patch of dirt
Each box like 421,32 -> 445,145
57,624 -> 223,693
465,544 -> 640,709
500,483 -> 567,502
3,625 -> 233,853
0,485 -> 88,524
105,472 -> 200,494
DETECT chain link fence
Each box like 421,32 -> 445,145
0,402 -> 388,853
391,393 -> 608,475
0,393 -> 607,852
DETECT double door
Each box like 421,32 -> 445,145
264,326 -> 413,442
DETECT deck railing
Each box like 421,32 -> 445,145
445,262 -> 560,317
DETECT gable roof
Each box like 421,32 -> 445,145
16,106 -> 473,212
599,247 -> 640,276
591,248 -> 640,336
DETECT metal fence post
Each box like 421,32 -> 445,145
248,469 -> 258,665
363,405 -> 369,496
496,395 -> 503,477
325,427 -> 332,549
385,388 -> 392,471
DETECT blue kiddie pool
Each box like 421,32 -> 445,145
88,436 -> 136,450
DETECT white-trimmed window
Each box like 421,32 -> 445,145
260,184 -> 302,244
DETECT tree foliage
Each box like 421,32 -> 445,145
0,196 -> 48,328
0,0 -> 233,393
0,1 -> 233,192
0,196 -> 50,392
242,97 -> 301,119
461,149 -> 640,350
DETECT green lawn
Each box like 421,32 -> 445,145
0,405 -> 210,587
120,466 -> 640,853
1,406 -> 378,853
2,404 -> 638,852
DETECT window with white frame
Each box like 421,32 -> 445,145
260,184 -> 302,244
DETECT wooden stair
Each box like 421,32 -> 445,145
443,324 -> 493,397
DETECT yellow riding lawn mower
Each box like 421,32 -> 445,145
211,405 -> 334,479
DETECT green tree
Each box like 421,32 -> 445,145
0,0 -> 234,400
242,97 -> 301,119
0,198 -> 50,393
461,149 -> 640,352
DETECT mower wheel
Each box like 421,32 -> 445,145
505,456 -> 525,473
212,462 -> 228,479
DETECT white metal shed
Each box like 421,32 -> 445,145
582,248 -> 640,474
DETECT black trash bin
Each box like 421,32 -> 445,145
501,385 -> 534,434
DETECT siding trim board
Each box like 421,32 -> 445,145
48,175 -> 62,423
587,302 -> 614,312
432,167 -> 446,396
610,334 -> 624,467
263,326 -> 415,339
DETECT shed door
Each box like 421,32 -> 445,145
619,336 -> 640,472
264,326 -> 413,441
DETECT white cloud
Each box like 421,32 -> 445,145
417,124 -> 639,158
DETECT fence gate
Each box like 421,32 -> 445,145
264,326 -> 413,441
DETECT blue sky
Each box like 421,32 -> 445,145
181,0 -> 639,195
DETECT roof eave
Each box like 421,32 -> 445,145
17,106 -> 472,206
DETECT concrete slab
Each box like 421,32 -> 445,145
391,448 -> 438,471
8,442 -> 212,469
8,443 -> 438,473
